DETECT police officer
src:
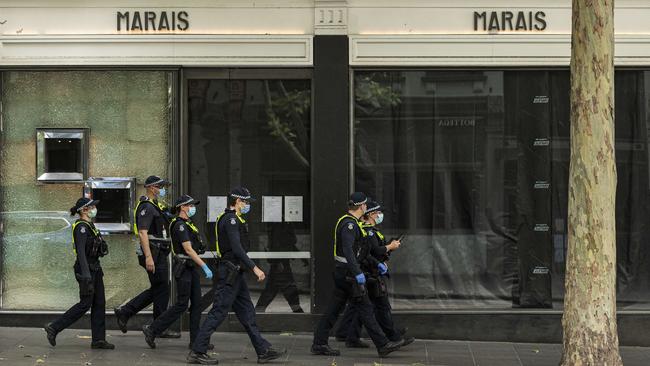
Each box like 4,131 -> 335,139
44,197 -> 114,349
114,175 -> 179,338
311,192 -> 402,357
188,187 -> 286,365
336,200 -> 414,348
143,195 -> 215,350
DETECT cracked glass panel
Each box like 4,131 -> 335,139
0,71 -> 171,310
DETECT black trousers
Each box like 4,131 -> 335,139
255,261 -> 301,311
192,265 -> 271,355
120,252 -> 169,320
149,265 -> 202,343
50,267 -> 106,343
313,267 -> 389,348
336,293 -> 400,342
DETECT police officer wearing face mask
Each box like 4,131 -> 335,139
143,195 -> 215,350
44,197 -> 114,350
114,175 -> 179,338
188,187 -> 286,365
311,193 -> 402,357
335,200 -> 414,348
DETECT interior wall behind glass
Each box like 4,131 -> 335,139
0,71 -> 170,310
354,69 -> 650,310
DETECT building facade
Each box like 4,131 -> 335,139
2,0 -> 650,343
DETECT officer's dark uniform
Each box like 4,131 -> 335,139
312,193 -> 399,356
337,222 -> 401,343
46,198 -> 112,349
147,196 -> 205,346
255,222 -> 304,313
191,189 -> 272,357
117,178 -> 172,324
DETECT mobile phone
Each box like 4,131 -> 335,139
397,234 -> 406,242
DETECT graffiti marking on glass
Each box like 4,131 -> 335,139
534,224 -> 550,232
436,118 -> 476,127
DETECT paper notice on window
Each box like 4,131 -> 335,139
284,196 -> 303,222
262,196 -> 283,222
207,196 -> 227,222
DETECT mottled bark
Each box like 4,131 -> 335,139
560,0 -> 622,365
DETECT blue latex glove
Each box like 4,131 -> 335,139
378,262 -> 388,275
355,273 -> 366,284
201,264 -> 213,279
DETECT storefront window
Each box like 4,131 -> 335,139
0,71 -> 172,310
354,69 -> 650,310
187,76 -> 311,313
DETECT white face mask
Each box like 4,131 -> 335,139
375,212 -> 384,225
88,207 -> 98,218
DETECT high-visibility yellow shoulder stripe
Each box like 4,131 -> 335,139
333,214 -> 366,257
71,220 -> 99,255
133,198 -> 167,235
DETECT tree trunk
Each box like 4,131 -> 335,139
561,0 -> 622,365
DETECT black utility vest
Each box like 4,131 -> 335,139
215,210 -> 251,261
169,217 -> 205,256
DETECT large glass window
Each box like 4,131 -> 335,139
187,74 -> 311,313
0,71 -> 172,310
354,69 -> 650,310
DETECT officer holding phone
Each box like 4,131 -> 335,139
336,200 -> 414,348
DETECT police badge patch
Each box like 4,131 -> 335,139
80,226 -> 86,233
230,218 -> 237,225
347,223 -> 354,230
179,225 -> 185,231
141,209 -> 146,216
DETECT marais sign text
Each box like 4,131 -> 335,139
474,11 -> 546,32
117,11 -> 189,31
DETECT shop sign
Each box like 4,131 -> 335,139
117,11 -> 189,32
474,11 -> 547,32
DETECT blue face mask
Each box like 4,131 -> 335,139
158,187 -> 167,198
188,206 -> 196,217
241,203 -> 251,215
375,213 -> 384,225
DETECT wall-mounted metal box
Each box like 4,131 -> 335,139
36,128 -> 89,183
83,177 -> 136,234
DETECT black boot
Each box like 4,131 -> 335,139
311,344 -> 340,356
159,329 -> 181,338
187,350 -> 219,365
257,347 -> 286,364
113,307 -> 128,334
91,340 -> 115,350
142,325 -> 156,349
400,336 -> 415,347
44,323 -> 57,347
377,340 -> 401,357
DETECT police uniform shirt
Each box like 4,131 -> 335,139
171,217 -> 195,256
217,209 -> 256,270
73,220 -> 98,279
335,216 -> 364,276
366,226 -> 388,260
136,198 -> 164,237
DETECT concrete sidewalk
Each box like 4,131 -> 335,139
1,326 -> 649,365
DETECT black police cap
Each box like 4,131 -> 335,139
229,186 -> 255,202
174,194 -> 200,208
144,175 -> 170,187
74,197 -> 100,212
365,200 -> 382,214
349,192 -> 368,206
